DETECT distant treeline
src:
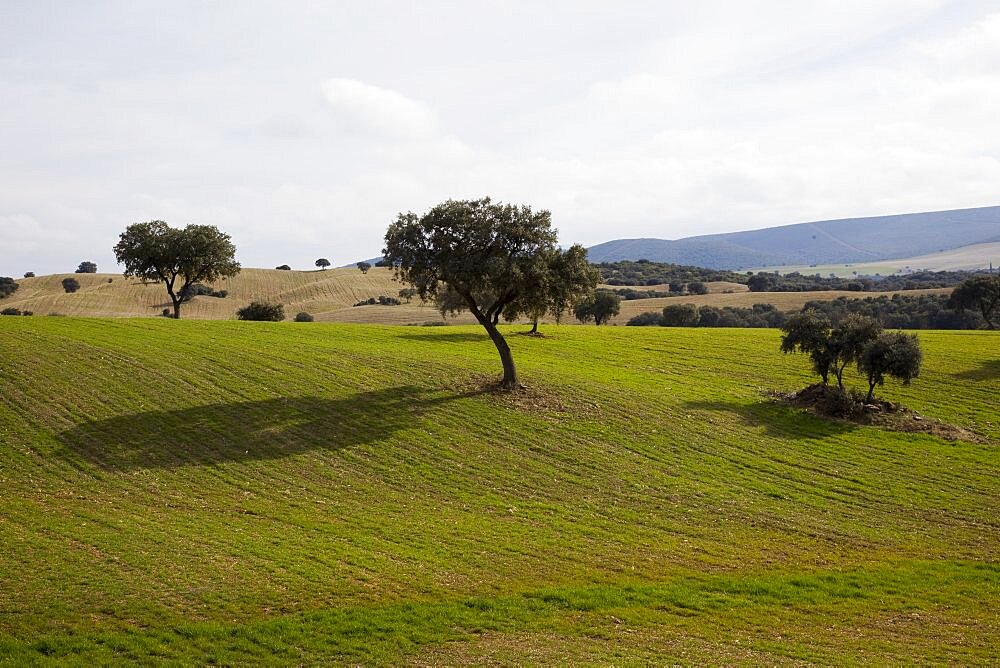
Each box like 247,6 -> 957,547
599,259 -> 990,293
627,294 -> 985,330
598,260 -> 746,286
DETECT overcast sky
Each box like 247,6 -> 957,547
3,1 -> 999,275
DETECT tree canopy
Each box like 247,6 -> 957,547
858,331 -> 922,402
948,275 -> 1000,329
113,221 -> 240,319
315,258 -> 331,270
383,197 -> 597,389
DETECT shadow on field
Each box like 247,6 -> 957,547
685,399 -> 858,440
397,332 -> 487,343
57,386 -> 477,471
953,359 -> 1000,381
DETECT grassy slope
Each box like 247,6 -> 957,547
747,241 -> 1000,277
0,319 -> 998,664
2,269 -> 952,327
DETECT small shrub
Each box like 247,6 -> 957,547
276,264 -> 292,271
179,283 -> 228,301
24,272 -> 35,278
626,311 -> 664,326
0,277 -> 18,299
61,277 -> 81,293
2,307 -> 23,316
237,301 -> 284,321
687,281 -> 709,295
294,312 -> 314,322
106,278 -> 113,283
161,308 -> 173,318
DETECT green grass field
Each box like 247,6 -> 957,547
1,318 -> 997,664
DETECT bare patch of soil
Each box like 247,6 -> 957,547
769,384 -> 989,444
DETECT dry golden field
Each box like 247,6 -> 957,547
1,268 -> 952,325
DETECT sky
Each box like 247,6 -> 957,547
2,0 -> 1000,275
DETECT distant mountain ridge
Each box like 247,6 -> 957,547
586,206 -> 1000,269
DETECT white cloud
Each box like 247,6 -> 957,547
322,78 -> 438,139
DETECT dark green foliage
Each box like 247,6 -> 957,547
802,294 -> 983,329
354,296 -> 401,306
858,331 -> 923,401
747,273 -> 778,292
23,272 -> 35,278
1,307 -> 32,316
75,261 -> 97,274
398,287 -> 417,303
357,262 -> 372,274
236,301 -> 285,322
113,221 -> 240,319
781,310 -> 834,384
948,275 -> 1000,329
384,197 -> 596,388
294,312 -> 314,322
0,277 -> 18,299
612,288 -> 671,300
275,265 -> 292,271
827,314 -> 883,390
687,281 -> 709,295
661,303 -> 700,327
598,260 -> 747,286
61,277 -> 80,293
315,258 -> 330,270
574,290 -> 620,325
179,283 -> 228,301
626,311 -> 664,326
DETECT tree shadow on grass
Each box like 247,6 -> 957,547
953,359 -> 1000,381
57,386 -> 478,472
396,332 -> 487,343
684,398 -> 858,441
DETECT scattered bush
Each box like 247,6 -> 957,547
179,283 -> 227,301
236,301 -> 284,321
353,295 -> 401,307
1,307 -> 32,316
626,311 -> 664,326
75,261 -> 97,273
61,277 -> 81,293
687,281 -> 709,295
23,272 -> 35,278
294,312 -> 314,322
275,264 -> 292,271
161,308 -> 173,318
398,287 -> 417,303
357,261 -> 372,274
0,277 -> 18,299
661,303 -> 700,327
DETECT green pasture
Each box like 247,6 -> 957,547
0,318 -> 997,664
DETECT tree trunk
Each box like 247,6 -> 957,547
529,319 -> 538,334
866,381 -> 876,402
470,315 -> 518,388
172,298 -> 182,319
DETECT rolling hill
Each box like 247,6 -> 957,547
587,205 -> 1000,269
0,318 -> 997,663
0,268 -> 958,326
748,241 -> 1000,277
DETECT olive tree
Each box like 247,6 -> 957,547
780,309 -> 834,384
828,314 -> 882,390
113,221 -> 240,319
574,290 -> 620,325
948,275 -> 1000,329
858,331 -> 922,402
357,261 -> 372,274
315,258 -> 331,270
504,244 -> 598,333
383,197 -> 596,389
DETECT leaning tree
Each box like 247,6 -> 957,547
113,221 -> 240,319
384,197 -> 596,389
